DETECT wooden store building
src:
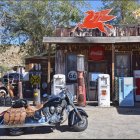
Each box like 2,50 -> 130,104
42,25 -> 140,105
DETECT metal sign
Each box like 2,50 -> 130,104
68,71 -> 77,80
30,75 -> 41,85
74,9 -> 116,36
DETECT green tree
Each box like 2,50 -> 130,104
100,0 -> 140,24
0,0 -> 90,55
0,1 -> 13,45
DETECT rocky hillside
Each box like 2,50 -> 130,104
0,46 -> 27,70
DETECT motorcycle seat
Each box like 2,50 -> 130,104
26,104 -> 43,117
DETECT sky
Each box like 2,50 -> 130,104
86,0 -> 103,11
80,0 -> 103,13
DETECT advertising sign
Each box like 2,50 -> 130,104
89,46 -> 105,61
74,8 -> 116,36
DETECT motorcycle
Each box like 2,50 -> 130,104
0,87 -> 88,136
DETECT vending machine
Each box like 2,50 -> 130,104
133,70 -> 140,101
52,74 -> 66,95
98,74 -> 110,107
119,77 -> 134,106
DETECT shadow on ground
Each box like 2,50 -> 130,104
115,107 -> 140,115
86,100 -> 140,115
114,101 -> 140,115
0,125 -> 74,136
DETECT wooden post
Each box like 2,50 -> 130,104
112,44 -> 115,101
18,81 -> 23,99
47,43 -> 51,94
33,88 -> 41,105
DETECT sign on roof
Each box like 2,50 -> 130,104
74,9 -> 116,36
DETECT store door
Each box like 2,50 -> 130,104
88,61 -> 107,101
115,54 -> 131,77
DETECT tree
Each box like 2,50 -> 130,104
0,1 -> 13,45
133,8 -> 140,23
100,0 -> 140,24
0,0 -> 90,55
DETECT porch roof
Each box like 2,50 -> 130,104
43,36 -> 140,44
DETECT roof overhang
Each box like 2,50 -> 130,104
43,36 -> 140,44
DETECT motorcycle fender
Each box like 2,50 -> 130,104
68,108 -> 88,127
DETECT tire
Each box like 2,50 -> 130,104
0,89 -> 7,97
72,115 -> 88,132
0,88 -> 8,106
8,128 -> 25,136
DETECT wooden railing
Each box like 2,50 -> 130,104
54,24 -> 140,37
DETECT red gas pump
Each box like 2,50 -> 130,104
77,55 -> 86,107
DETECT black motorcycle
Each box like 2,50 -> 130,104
0,87 -> 88,136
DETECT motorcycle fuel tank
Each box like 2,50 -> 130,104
43,96 -> 63,107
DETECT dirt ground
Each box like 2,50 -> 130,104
0,103 -> 140,139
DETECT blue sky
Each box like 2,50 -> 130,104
86,0 -> 103,11
80,0 -> 103,13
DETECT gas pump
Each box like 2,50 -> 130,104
52,74 -> 66,95
98,74 -> 110,107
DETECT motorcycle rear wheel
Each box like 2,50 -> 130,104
72,115 -> 88,132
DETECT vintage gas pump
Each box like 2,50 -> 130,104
52,74 -> 66,95
98,74 -> 110,107
77,55 -> 86,106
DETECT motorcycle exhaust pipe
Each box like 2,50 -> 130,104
0,122 -> 55,129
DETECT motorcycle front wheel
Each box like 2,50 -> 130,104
72,115 -> 88,132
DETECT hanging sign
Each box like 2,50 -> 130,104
88,46 -> 105,61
